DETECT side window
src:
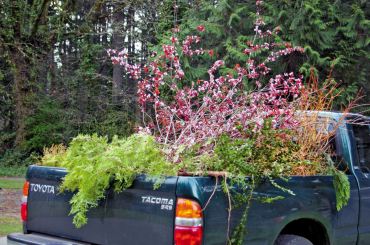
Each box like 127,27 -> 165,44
328,128 -> 349,173
352,124 -> 370,173
328,135 -> 345,172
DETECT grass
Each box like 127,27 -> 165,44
0,178 -> 25,189
0,166 -> 27,177
0,178 -> 24,236
0,217 -> 22,236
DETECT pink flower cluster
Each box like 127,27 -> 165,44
108,0 -> 305,159
266,47 -> 305,62
182,35 -> 204,56
107,49 -> 141,80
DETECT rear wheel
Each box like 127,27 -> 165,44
274,234 -> 313,245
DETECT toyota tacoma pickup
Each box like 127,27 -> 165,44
6,112 -> 370,245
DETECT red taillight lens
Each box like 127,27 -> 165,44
21,203 -> 28,221
21,181 -> 29,222
174,198 -> 203,245
174,226 -> 203,245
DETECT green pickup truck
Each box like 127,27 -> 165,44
7,112 -> 370,245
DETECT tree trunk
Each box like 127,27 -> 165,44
11,51 -> 35,146
112,5 -> 125,107
125,6 -> 137,119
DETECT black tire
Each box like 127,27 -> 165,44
274,234 -> 314,245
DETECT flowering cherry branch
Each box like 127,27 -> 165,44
108,0 -> 305,161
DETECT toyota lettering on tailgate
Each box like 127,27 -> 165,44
29,183 -> 55,194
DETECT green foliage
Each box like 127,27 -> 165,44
0,58 -> 14,154
60,40 -> 133,140
152,0 -> 257,86
41,133 -> 177,228
264,0 -> 369,109
0,148 -> 36,174
39,144 -> 66,167
91,110 -> 134,139
75,43 -> 105,83
24,97 -> 65,153
161,0 -> 369,109
228,195 -> 251,245
182,120 -> 301,180
326,154 -> 350,211
156,0 -> 192,36
332,168 -> 350,211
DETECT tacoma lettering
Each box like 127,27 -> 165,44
141,196 -> 174,210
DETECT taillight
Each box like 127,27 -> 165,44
174,198 -> 203,245
21,181 -> 29,222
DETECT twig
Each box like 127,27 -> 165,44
224,175 -> 232,245
202,176 -> 219,212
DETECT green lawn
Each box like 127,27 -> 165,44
0,166 -> 27,177
0,178 -> 24,189
0,217 -> 22,236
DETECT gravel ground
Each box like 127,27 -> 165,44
0,237 -> 7,245
0,188 -> 22,219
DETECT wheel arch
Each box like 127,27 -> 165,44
273,218 -> 331,245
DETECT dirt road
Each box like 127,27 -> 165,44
0,178 -> 23,241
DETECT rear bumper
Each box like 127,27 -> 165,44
7,233 -> 89,245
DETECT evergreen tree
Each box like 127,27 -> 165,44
154,0 -> 369,109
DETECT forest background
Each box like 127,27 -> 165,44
0,0 -> 369,176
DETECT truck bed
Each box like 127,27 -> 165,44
19,165 -> 360,245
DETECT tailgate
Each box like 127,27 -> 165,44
25,165 -> 178,245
